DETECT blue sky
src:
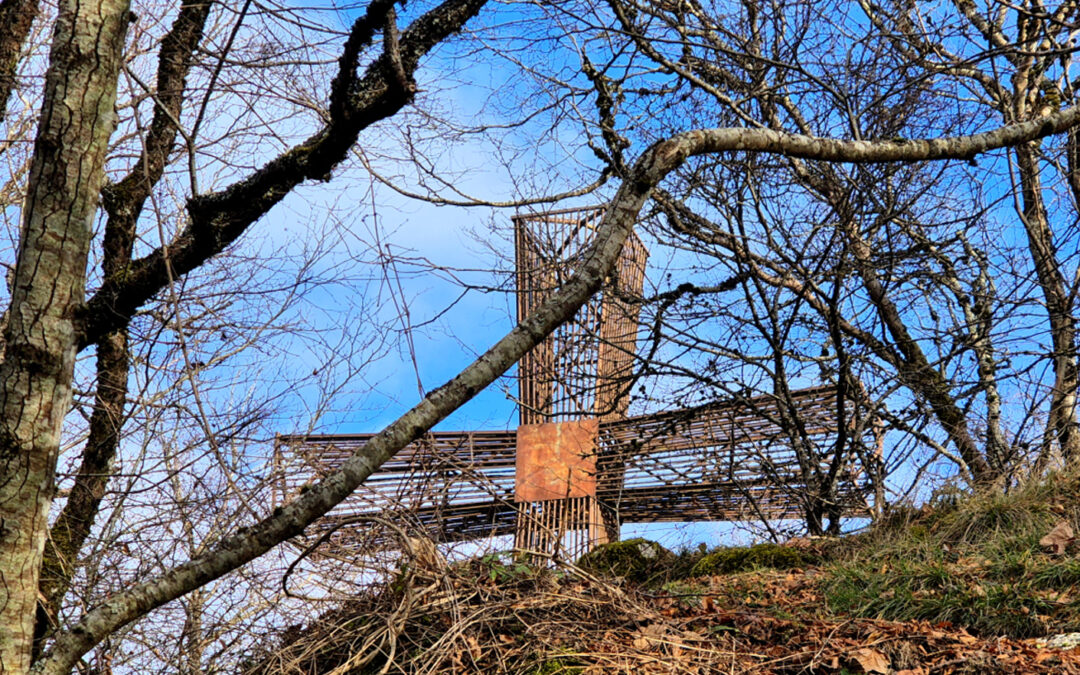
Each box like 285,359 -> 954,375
91,0 -> 1080,549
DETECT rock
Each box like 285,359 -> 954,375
576,538 -> 674,584
1038,633 -> 1080,650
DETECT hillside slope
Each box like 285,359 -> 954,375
248,473 -> 1080,674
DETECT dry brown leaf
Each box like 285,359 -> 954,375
850,647 -> 890,673
895,669 -> 928,675
632,622 -> 668,651
1040,520 -> 1075,556
465,635 -> 482,661
640,623 -> 668,637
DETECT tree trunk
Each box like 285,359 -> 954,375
0,0 -> 39,125
0,0 -> 130,671
33,0 -> 212,652
34,328 -> 130,656
1014,143 -> 1080,463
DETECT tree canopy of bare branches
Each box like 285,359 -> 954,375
3,0 -> 1080,673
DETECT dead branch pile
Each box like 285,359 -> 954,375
244,551 -> 747,675
243,553 -> 1080,675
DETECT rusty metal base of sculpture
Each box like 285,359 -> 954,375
513,419 -> 608,562
513,496 -> 610,563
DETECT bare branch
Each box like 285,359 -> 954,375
36,94 -> 1080,672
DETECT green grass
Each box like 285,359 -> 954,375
824,558 -> 1059,637
820,470 -> 1080,638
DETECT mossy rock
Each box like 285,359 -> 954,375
690,543 -> 818,576
576,538 -> 675,584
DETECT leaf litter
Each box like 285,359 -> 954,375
249,559 -> 1080,674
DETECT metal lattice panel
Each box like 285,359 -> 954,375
274,206 -> 876,558
274,386 -> 874,552
514,206 -> 648,425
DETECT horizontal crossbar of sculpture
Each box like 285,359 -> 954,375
273,206 -> 877,561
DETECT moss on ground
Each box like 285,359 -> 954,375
691,543 -> 819,576
576,538 -> 674,585
526,657 -> 583,674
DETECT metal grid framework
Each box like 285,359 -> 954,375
510,206 -> 648,557
273,206 -> 875,560
273,387 -> 873,553
514,206 -> 648,425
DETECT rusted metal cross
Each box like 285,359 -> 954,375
274,207 -> 876,562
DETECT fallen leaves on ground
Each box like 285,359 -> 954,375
1040,519 -> 1076,556
252,563 -> 1080,674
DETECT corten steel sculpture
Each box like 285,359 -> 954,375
274,206 -> 876,562
511,206 -> 648,555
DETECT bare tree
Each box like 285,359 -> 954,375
4,0 -> 1080,673
855,0 -> 1080,466
539,0 -> 1080,491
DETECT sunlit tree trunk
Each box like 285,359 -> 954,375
1014,143 -> 1080,464
33,0 -> 212,654
0,0 -> 39,125
0,0 -> 130,670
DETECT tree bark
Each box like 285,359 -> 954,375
33,328 -> 129,655
33,0 -> 213,653
1014,142 -> 1080,463
0,0 -> 131,671
0,0 -> 39,125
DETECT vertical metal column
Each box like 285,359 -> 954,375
512,207 -> 647,558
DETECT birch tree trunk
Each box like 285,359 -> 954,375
0,0 -> 130,671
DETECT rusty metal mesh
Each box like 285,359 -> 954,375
273,207 -> 874,557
